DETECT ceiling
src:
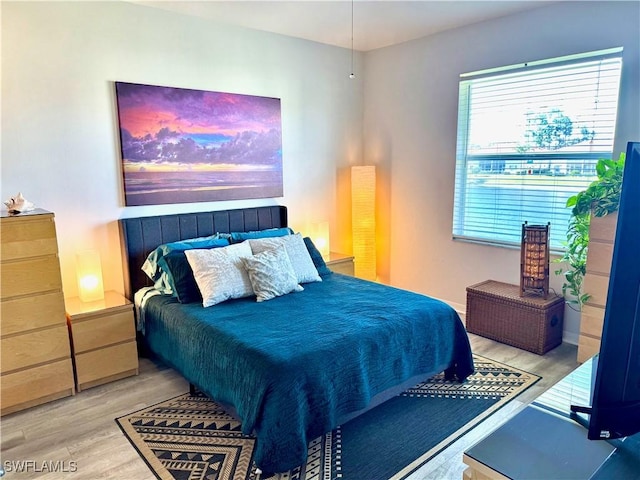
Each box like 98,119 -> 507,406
131,0 -> 555,52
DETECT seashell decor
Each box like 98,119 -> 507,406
4,192 -> 35,214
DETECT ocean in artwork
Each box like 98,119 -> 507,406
123,167 -> 283,206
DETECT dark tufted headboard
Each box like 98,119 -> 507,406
118,205 -> 288,300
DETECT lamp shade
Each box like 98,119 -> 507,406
351,165 -> 376,280
520,222 -> 550,298
311,221 -> 330,258
76,250 -> 105,302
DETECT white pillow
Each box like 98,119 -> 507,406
185,242 -> 253,307
249,233 -> 322,284
241,246 -> 304,302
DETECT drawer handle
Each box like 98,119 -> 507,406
550,315 -> 559,327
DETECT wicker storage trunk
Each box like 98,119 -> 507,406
466,280 -> 565,354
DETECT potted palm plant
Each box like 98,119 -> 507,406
555,152 -> 625,308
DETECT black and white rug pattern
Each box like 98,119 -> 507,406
116,355 -> 539,480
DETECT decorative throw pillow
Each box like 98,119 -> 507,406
241,246 -> 303,302
249,233 -> 322,284
158,249 -> 223,304
185,242 -> 254,307
303,236 -> 332,277
229,227 -> 293,243
157,251 -> 200,303
142,236 -> 229,292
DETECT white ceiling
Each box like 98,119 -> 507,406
132,0 -> 556,52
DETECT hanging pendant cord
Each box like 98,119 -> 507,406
350,0 -> 355,78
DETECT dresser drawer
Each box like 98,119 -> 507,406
1,256 -> 63,298
0,214 -> 58,261
1,359 -> 74,415
586,241 -> 614,276
71,310 -> 135,353
326,253 -> 355,276
580,304 -> 605,338
330,261 -> 354,276
588,212 -> 617,243
1,325 -> 71,373
583,273 -> 611,308
577,335 -> 601,364
75,341 -> 139,389
1,292 -> 66,336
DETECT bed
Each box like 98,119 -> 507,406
119,205 -> 474,473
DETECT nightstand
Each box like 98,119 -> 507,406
66,291 -> 138,391
326,252 -> 355,276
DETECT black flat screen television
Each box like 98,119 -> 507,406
570,140 -> 640,441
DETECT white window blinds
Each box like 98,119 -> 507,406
452,48 -> 623,249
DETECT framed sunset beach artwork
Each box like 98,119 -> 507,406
115,82 -> 283,206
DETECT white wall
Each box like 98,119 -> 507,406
363,1 -> 640,342
3,1 -> 638,343
1,1 -> 363,297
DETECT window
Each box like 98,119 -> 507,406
452,48 -> 623,249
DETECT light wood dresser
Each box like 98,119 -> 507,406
66,291 -> 138,391
577,213 -> 617,363
326,252 -> 355,276
0,209 -> 75,416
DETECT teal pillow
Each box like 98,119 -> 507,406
303,237 -> 332,276
142,236 -> 229,292
230,227 -> 293,243
159,247 -> 225,303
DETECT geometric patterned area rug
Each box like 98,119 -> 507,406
116,355 -> 540,480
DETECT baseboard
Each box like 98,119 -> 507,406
441,300 -> 466,318
439,297 -> 580,346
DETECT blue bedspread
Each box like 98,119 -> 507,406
142,273 -> 474,472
